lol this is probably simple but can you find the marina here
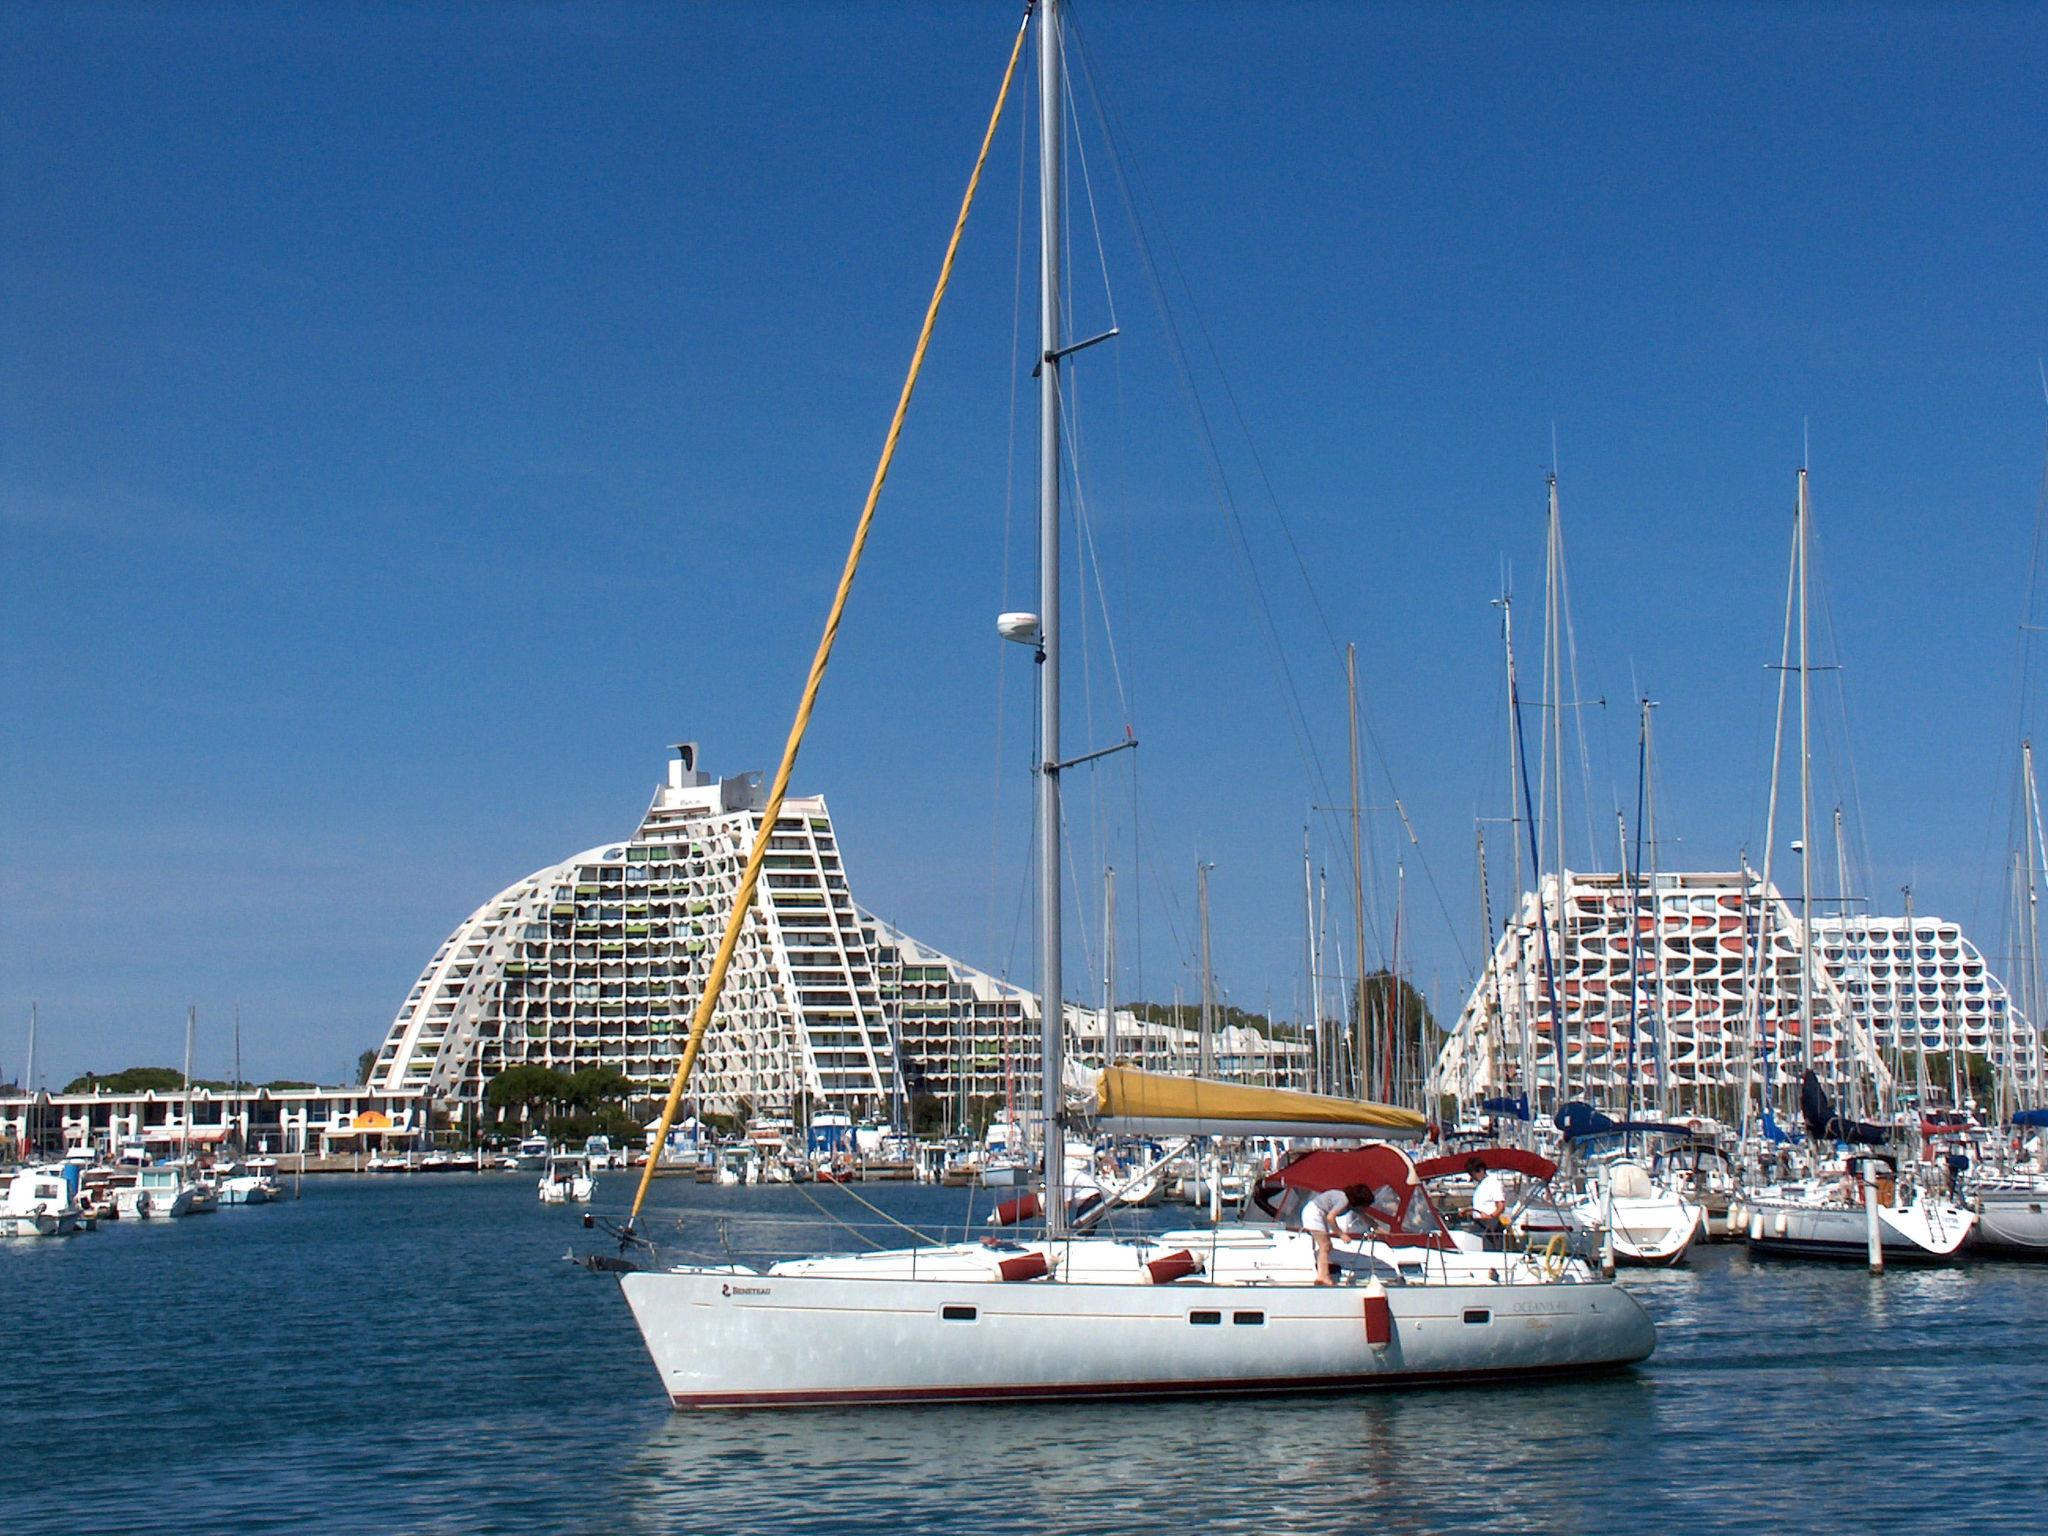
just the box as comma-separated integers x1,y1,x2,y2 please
4,1174,2046,1533
10,0,2048,1529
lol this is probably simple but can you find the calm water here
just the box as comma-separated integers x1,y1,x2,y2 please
6,1174,2043,1534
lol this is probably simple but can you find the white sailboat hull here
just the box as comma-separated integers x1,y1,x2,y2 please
1975,1183,2048,1254
1744,1189,1975,1261
1518,1193,1706,1267
620,1264,1654,1409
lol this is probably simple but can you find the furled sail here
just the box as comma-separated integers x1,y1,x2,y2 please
1089,1064,1426,1141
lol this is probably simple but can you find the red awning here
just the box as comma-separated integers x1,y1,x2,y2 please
1413,1146,1558,1184
1254,1145,1453,1249
1261,1144,1418,1196
141,1125,233,1143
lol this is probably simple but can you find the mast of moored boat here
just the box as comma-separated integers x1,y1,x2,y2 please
1198,861,1215,1079
2025,741,2047,1105
183,1004,196,1168
1036,0,1067,1237
1347,642,1366,1100
23,1002,37,1159
1103,865,1117,1064
1644,704,1669,1123
1797,467,1815,1094
1302,827,1318,1094
1744,486,1800,1137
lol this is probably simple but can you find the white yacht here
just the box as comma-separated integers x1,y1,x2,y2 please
212,1161,281,1206
1,1165,83,1237
116,1164,199,1220
621,1112,1654,1408
513,1134,552,1172
608,0,1655,1410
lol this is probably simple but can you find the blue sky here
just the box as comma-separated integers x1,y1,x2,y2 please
5,2,2046,1088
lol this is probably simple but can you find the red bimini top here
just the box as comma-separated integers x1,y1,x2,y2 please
1412,1146,1559,1184
1252,1145,1456,1249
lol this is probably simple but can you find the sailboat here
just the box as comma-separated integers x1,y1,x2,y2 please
1738,477,1972,1264
610,0,1654,1407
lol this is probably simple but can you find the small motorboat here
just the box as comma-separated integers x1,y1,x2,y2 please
115,1164,199,1220
538,1154,595,1204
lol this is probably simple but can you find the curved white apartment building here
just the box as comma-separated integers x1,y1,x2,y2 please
369,745,1304,1118
1435,870,2039,1110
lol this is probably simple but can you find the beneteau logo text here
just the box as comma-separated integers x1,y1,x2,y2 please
722,1282,771,1298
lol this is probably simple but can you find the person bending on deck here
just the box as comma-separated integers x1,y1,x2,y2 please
1302,1184,1373,1285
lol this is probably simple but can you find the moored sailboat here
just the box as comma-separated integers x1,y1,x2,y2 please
608,0,1655,1407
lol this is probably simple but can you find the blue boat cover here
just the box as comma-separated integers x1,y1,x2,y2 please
1553,1102,1619,1140
1481,1094,1531,1122
1761,1108,1795,1144
1800,1069,1890,1146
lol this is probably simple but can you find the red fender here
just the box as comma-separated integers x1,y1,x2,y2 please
998,1251,1051,1282
1144,1249,1204,1284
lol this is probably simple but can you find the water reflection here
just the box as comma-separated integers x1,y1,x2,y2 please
612,1365,1667,1536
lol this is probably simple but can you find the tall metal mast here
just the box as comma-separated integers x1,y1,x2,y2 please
1035,0,1067,1236
1497,595,1537,1116
1540,478,1571,1106
23,1002,36,1157
1198,862,1215,1079
1302,827,1318,1094
1347,642,1366,1099
1103,866,1117,1064
183,1004,196,1167
2026,741,2046,1104
1797,468,1814,1084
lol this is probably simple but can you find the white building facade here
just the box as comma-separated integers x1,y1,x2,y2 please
1435,869,2037,1112
370,746,1307,1120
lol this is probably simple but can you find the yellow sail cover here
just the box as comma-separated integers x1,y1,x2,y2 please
1092,1065,1427,1141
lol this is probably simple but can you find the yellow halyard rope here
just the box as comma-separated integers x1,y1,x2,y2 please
627,8,1034,1230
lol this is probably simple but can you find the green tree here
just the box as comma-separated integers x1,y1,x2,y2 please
564,1066,634,1110
485,1065,573,1131
357,1048,379,1085
908,1092,948,1136
1916,1052,1994,1105
63,1066,185,1094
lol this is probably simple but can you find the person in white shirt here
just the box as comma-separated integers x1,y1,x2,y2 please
1301,1184,1372,1285
1467,1157,1511,1227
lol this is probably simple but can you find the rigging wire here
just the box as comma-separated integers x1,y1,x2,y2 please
985,41,1034,990
626,9,1033,1231
1064,15,1378,965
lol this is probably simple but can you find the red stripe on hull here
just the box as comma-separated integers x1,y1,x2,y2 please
666,1360,1636,1411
